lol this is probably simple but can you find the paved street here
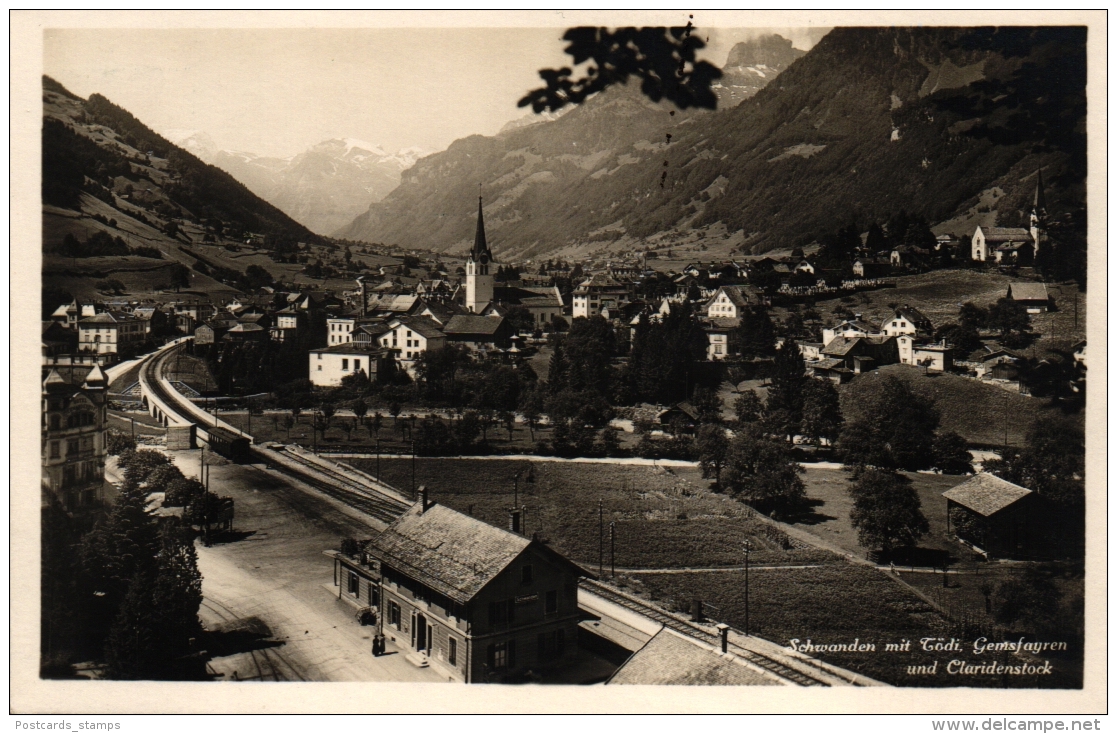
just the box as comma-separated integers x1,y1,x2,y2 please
167,450,446,683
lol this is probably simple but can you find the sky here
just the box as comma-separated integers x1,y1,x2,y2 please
43,25,830,159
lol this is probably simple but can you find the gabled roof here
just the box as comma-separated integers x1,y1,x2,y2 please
822,336,863,357
706,317,741,330
715,285,750,308
979,226,1031,242
393,316,445,340
609,628,776,686
442,314,504,336
78,310,140,325
894,305,930,325
943,473,1032,517
365,503,565,604
1007,282,1049,302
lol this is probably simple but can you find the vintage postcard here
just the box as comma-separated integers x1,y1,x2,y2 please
10,9,1106,716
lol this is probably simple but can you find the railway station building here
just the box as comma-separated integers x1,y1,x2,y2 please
346,495,592,682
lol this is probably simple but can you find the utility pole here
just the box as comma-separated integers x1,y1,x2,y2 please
744,540,752,636
598,500,604,578
376,438,380,481
1004,389,1009,449
610,521,616,578
411,440,416,497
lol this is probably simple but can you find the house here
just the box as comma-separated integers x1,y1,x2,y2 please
704,318,739,361
657,402,700,432
704,285,751,320
944,473,1033,558
820,335,899,375
77,311,147,361
308,344,392,387
1006,282,1051,313
377,316,446,372
971,226,1032,262
821,316,879,345
485,286,565,330
221,322,267,342
270,306,303,343
890,245,929,268
897,337,954,371
358,497,591,682
42,321,78,357
794,259,815,275
572,274,630,319
881,306,933,337
852,258,891,279
51,301,99,329
42,365,107,511
441,315,513,351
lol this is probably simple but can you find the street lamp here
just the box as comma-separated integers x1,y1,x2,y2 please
744,540,752,636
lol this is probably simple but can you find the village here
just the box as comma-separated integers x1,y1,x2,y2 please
41,169,1087,688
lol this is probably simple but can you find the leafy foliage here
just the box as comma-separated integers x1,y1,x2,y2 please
518,24,722,113
848,468,930,555
721,425,807,519
837,376,940,471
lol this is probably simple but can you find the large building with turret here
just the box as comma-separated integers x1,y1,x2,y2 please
42,364,108,511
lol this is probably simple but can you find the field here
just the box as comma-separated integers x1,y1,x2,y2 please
633,565,1080,688
840,364,1071,447
793,467,975,564
347,457,834,570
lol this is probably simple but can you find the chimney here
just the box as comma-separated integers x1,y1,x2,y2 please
418,485,429,513
690,598,704,622
716,623,730,654
357,277,367,318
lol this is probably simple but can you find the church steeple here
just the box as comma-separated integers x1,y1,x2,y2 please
465,194,494,313
472,196,491,262
1032,169,1047,217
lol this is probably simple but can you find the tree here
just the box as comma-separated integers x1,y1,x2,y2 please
721,425,807,519
320,403,336,430
117,449,171,485
735,305,778,359
985,416,1084,509
799,378,843,445
690,386,722,424
696,424,729,488
282,413,295,438
519,25,722,114
519,386,543,442
733,390,763,424
932,431,973,474
764,338,807,439
987,297,1031,346
837,376,939,471
352,398,369,431
992,567,1064,634
848,468,929,556
370,412,383,439
148,524,203,670
600,425,621,456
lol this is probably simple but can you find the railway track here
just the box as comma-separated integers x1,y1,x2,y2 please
581,579,834,687
270,449,411,524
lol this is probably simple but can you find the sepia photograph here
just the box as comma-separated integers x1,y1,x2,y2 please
11,9,1106,718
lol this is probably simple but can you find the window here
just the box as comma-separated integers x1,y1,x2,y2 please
407,330,412,338
389,601,401,629
348,571,359,596
369,585,379,607
49,414,60,430
49,442,60,459
545,590,558,615
67,439,79,456
354,360,361,372
489,640,514,669
521,565,533,585
488,599,514,626
317,365,322,371
448,637,457,666
342,359,349,371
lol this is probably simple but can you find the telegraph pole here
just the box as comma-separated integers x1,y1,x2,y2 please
744,540,752,636
376,438,381,481
598,500,604,578
610,521,616,578
411,440,416,497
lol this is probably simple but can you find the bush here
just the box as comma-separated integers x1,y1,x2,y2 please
106,429,136,456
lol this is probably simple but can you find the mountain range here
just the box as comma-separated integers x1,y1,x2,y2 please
163,131,434,236
334,28,1086,262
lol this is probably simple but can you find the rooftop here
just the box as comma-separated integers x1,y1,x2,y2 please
442,314,504,336
608,628,778,686
365,503,540,604
943,473,1033,517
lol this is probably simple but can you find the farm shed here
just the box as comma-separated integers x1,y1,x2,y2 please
943,473,1033,558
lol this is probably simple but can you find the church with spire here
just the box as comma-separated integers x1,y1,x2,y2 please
970,170,1049,263
465,196,494,313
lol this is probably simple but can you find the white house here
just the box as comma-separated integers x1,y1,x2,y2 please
377,316,446,373
880,306,932,337
77,311,147,359
705,285,750,320
308,345,388,387
572,274,630,319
